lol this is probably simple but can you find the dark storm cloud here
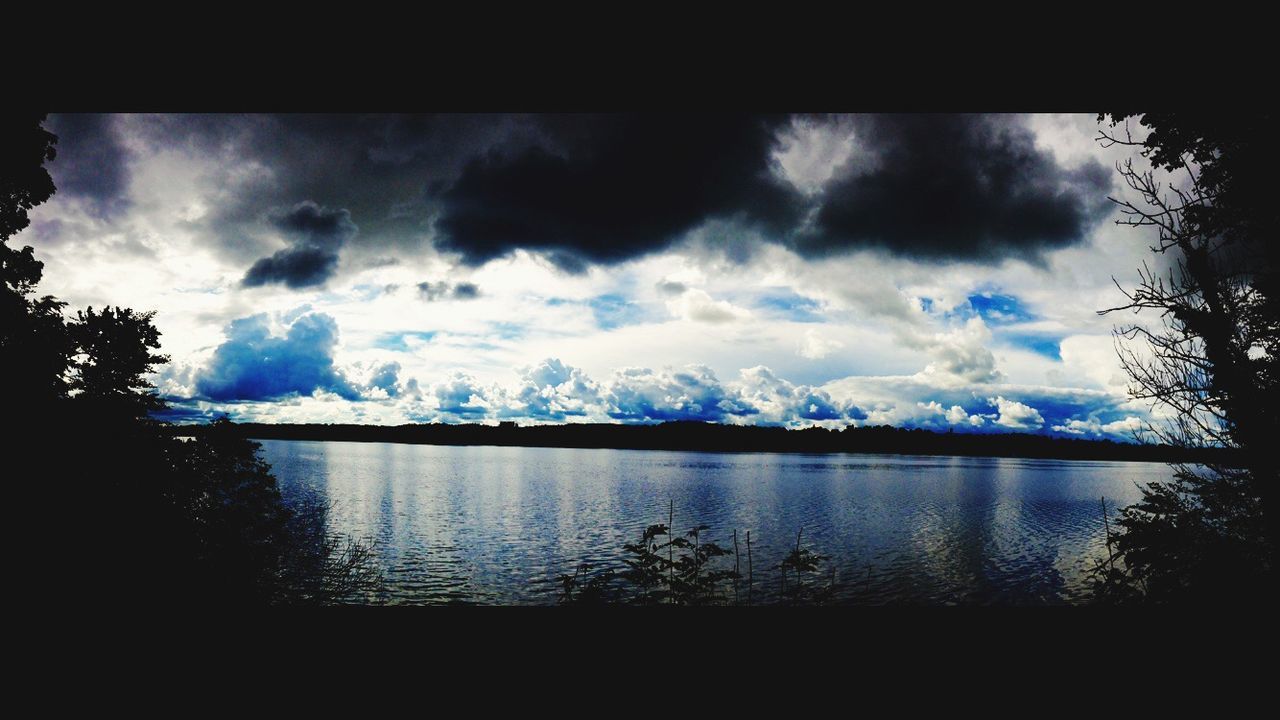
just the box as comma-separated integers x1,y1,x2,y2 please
195,311,360,401
79,113,1110,272
44,114,132,218
126,114,802,271
241,201,357,288
431,114,804,271
797,114,1112,262
130,113,532,265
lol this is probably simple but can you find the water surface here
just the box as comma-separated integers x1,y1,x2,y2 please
262,440,1171,605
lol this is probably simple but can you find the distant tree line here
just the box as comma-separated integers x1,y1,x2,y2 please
175,420,1233,464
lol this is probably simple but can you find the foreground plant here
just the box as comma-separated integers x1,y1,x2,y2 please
558,502,741,605
776,528,836,605
556,501,837,606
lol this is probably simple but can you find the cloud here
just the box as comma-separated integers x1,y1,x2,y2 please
798,328,844,359
988,396,1046,430
44,114,132,219
452,282,480,299
176,338,1147,438
734,365,864,424
655,279,688,296
772,114,860,195
194,311,360,401
242,246,339,289
43,114,1116,278
592,364,862,426
242,201,357,289
606,365,758,423
124,114,526,267
431,114,804,271
795,114,1112,263
428,372,491,419
417,280,481,301
366,361,403,398
909,316,1003,385
503,358,605,421
945,404,986,427
1052,415,1145,438
821,372,1143,439
666,288,748,323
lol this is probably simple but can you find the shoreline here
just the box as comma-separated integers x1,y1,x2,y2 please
173,420,1232,466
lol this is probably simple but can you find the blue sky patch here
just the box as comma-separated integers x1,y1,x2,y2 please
544,295,651,330
999,331,1063,361
755,290,825,323
966,292,1034,324
589,294,648,330
351,283,388,301
488,321,527,340
373,330,437,351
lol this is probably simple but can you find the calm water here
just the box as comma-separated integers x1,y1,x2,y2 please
261,439,1173,605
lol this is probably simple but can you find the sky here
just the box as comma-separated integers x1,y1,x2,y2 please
16,113,1171,439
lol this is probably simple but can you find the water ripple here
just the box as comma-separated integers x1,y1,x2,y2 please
262,442,1172,605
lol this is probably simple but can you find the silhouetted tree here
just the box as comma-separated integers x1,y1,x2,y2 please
0,113,56,240
68,306,170,421
163,418,382,604
3,114,381,606
2,113,71,417
1092,113,1275,602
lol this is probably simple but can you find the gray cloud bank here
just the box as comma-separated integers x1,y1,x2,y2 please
41,113,1113,281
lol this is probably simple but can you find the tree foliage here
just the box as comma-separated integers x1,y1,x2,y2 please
2,115,72,414
3,114,381,605
0,112,56,241
1092,113,1275,603
69,306,170,418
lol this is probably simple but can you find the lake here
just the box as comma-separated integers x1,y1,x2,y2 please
260,439,1172,605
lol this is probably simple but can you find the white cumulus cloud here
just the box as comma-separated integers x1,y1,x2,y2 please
989,396,1045,430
